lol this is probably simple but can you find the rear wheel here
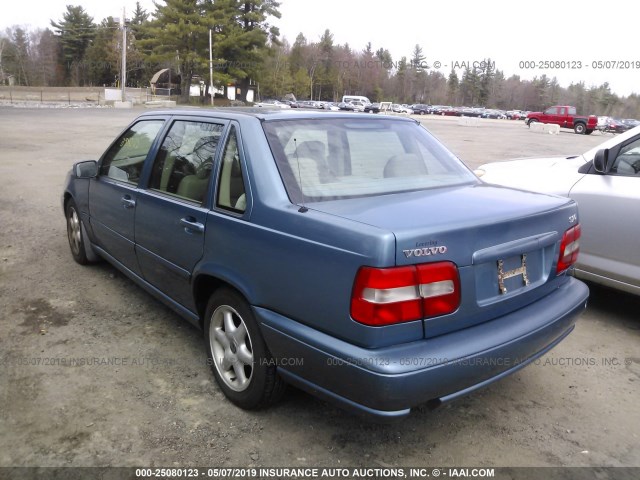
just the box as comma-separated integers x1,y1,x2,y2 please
204,288,285,409
574,123,586,134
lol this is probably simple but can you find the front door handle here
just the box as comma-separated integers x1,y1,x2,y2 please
180,217,205,234
121,196,136,209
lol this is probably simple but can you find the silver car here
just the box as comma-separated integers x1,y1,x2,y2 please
476,125,640,296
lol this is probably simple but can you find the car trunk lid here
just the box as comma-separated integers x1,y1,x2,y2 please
310,183,579,336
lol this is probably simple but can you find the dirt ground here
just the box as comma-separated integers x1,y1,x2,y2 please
0,107,639,472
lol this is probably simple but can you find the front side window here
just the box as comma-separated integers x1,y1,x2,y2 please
611,137,640,176
544,107,559,115
99,120,164,184
263,118,477,202
148,120,224,203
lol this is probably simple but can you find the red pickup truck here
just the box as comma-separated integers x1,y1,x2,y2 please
525,106,598,134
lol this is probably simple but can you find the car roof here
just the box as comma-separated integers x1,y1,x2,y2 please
137,108,418,123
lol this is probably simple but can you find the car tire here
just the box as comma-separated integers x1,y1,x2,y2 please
527,119,537,128
66,199,91,265
585,129,594,135
574,123,586,134
204,288,286,409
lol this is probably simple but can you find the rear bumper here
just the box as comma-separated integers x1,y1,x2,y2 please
257,278,589,420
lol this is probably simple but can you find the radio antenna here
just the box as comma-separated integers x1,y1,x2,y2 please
293,138,308,213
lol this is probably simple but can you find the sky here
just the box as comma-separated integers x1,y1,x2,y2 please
3,0,638,97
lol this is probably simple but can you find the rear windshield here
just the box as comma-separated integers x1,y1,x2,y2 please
262,118,477,202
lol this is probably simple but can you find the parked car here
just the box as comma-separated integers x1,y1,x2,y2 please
526,105,597,135
602,117,631,134
297,100,318,109
342,95,371,105
476,125,640,296
481,109,507,119
323,102,340,111
63,110,587,419
441,106,462,116
346,100,366,112
622,118,640,129
459,107,484,117
506,110,527,120
364,103,381,113
254,99,291,109
391,104,412,114
410,104,430,115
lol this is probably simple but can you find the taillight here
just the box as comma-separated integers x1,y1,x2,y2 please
351,262,460,326
557,224,581,274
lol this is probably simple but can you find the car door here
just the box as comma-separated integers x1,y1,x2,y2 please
541,106,560,125
89,119,165,276
557,107,569,128
569,135,640,291
134,118,227,310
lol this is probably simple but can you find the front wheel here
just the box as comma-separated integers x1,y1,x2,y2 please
204,288,285,409
527,119,538,128
66,199,90,265
574,123,586,134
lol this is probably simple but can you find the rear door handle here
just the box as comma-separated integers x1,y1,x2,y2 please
180,217,205,234
121,196,136,209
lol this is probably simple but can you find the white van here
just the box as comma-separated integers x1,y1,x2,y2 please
342,95,371,105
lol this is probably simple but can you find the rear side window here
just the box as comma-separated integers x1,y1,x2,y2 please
263,118,477,202
100,120,164,184
216,126,247,213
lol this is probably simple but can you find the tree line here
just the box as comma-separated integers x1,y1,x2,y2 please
1,0,639,117
0,0,280,103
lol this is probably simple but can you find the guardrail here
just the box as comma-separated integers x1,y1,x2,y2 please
0,86,151,106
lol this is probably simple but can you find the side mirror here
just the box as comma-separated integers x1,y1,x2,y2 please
593,149,608,173
74,160,98,178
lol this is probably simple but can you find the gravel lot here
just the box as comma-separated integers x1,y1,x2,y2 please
0,107,639,472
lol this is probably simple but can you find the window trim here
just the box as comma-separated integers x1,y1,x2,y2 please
214,122,250,216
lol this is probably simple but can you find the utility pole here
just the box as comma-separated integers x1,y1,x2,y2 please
120,7,127,102
209,29,214,106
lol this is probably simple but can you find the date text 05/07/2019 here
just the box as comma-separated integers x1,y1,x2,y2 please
518,60,640,69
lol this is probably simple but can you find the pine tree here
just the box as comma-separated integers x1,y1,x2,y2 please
447,69,458,104
478,58,494,106
215,0,282,102
50,5,96,85
411,44,426,71
3,28,32,86
84,17,119,86
139,0,209,99
288,33,307,76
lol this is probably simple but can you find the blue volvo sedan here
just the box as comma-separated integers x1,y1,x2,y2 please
63,110,588,419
